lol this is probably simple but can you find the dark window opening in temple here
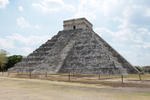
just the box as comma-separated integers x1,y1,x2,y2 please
73,26,76,30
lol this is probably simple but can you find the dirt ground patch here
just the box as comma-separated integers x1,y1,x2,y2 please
0,77,150,100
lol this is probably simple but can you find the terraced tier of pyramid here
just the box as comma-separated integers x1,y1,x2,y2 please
9,18,138,75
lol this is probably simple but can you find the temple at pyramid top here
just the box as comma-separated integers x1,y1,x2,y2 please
63,18,93,30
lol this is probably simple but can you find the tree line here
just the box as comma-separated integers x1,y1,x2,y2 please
0,49,22,72
135,66,150,74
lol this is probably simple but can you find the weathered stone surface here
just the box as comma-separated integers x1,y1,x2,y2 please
8,18,139,75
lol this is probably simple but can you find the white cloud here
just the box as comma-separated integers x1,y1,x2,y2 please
73,0,98,20
17,17,31,28
144,8,150,17
18,6,23,12
95,27,114,36
32,0,75,13
73,0,127,20
94,2,150,66
6,33,49,46
0,0,9,8
18,47,33,55
16,17,41,30
102,4,150,43
32,0,127,20
0,33,50,56
0,37,15,49
34,24,40,30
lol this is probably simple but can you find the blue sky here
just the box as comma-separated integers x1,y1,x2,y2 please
0,0,150,66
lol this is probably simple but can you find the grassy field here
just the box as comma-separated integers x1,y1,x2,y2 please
0,75,150,100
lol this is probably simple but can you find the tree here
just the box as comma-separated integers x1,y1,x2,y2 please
5,55,22,70
0,49,8,71
134,66,142,72
142,66,150,74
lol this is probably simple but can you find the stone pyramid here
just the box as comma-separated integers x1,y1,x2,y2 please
9,18,138,75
